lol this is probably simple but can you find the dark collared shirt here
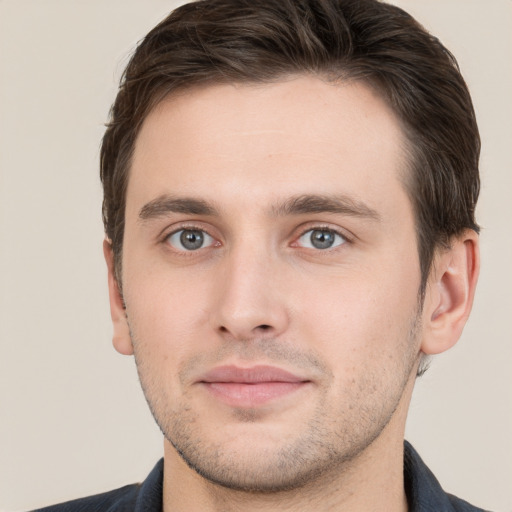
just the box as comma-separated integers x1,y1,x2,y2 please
32,442,490,511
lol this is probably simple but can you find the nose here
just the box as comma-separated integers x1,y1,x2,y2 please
211,244,290,342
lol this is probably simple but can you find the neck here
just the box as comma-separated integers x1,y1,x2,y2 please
162,377,415,512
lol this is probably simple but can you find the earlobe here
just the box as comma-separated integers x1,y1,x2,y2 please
421,230,480,355
103,239,134,356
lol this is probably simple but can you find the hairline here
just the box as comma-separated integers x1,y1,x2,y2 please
112,71,438,294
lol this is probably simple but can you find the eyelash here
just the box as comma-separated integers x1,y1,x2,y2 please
294,225,350,249
162,224,218,254
161,224,351,254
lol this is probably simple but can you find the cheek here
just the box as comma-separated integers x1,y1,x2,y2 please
291,262,421,372
123,265,214,362
123,273,212,409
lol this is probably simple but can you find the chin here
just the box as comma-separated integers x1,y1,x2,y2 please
162,408,384,494
169,437,340,493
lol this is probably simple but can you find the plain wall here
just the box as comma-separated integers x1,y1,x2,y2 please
0,1,510,510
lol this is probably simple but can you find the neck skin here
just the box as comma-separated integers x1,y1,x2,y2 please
162,373,415,512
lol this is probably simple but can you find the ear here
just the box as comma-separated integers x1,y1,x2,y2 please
421,230,480,355
103,239,133,356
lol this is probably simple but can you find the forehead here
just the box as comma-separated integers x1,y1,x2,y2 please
128,76,410,219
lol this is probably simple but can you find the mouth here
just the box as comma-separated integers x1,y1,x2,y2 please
198,365,312,408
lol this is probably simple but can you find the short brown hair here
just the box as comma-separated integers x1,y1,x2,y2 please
100,0,480,291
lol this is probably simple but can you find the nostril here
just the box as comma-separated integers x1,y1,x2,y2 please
217,323,274,339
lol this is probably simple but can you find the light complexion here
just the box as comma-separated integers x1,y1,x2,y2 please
105,76,479,512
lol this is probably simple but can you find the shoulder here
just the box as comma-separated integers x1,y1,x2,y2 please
404,442,491,512
447,493,492,512
31,459,164,512
31,484,141,512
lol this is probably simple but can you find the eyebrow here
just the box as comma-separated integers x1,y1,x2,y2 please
271,194,381,221
139,195,217,221
138,193,380,222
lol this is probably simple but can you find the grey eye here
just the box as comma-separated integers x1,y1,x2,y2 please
298,229,345,250
167,229,214,251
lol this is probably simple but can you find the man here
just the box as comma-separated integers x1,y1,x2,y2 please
35,0,487,510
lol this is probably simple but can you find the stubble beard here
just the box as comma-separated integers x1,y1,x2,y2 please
129,312,422,494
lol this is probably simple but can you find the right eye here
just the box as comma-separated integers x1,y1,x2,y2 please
166,229,215,251
296,228,346,250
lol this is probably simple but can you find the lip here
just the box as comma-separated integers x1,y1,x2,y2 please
198,365,311,408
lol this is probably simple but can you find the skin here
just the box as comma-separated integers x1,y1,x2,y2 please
105,76,479,511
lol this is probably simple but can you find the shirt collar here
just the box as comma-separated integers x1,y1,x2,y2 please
134,442,460,511
404,440,458,511
134,458,164,512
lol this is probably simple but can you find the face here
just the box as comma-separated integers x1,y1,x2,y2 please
116,77,424,491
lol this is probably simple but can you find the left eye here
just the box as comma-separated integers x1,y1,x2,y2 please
297,229,346,250
166,229,215,251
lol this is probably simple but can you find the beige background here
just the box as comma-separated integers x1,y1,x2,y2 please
0,1,511,510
